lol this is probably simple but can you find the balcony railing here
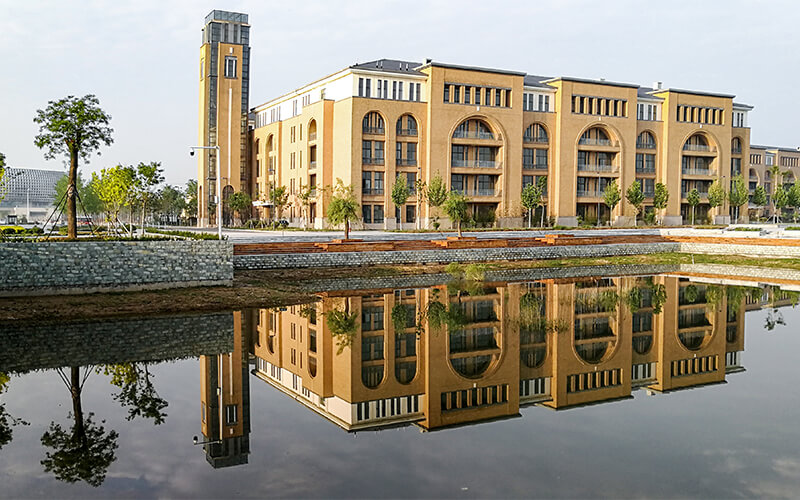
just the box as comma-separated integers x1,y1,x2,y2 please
578,138,617,147
682,167,715,176
362,188,384,196
681,192,709,200
309,161,317,170
682,144,716,153
362,157,385,166
636,141,657,149
397,158,418,167
578,163,618,173
308,132,317,141
523,136,548,144
397,128,418,137
636,166,656,174
452,159,498,168
453,188,497,197
577,189,601,198
643,190,655,198
731,147,742,154
523,162,548,170
453,130,495,140
363,126,385,135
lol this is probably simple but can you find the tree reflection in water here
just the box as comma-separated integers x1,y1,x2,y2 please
100,363,168,425
0,372,29,451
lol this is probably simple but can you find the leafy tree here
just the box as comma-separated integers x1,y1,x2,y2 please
708,179,726,212
327,180,360,240
650,283,667,315
773,185,788,223
54,173,102,216
101,364,168,424
442,191,470,238
0,152,7,204
297,184,317,229
154,185,185,224
226,191,252,225
751,185,768,217
185,179,198,218
0,373,29,452
426,175,448,228
603,180,621,225
92,165,135,233
728,175,749,224
653,182,669,225
625,181,645,226
40,366,118,487
787,184,800,222
271,185,289,221
391,175,411,230
33,95,113,239
686,188,701,225
769,165,783,223
326,300,358,354
133,162,164,229
413,179,427,230
521,180,544,228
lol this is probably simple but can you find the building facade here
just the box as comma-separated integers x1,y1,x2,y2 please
0,167,62,223
747,145,800,220
198,11,756,228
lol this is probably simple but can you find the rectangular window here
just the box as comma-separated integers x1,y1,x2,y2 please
476,87,482,105
393,81,398,100
464,86,471,105
406,204,416,223
443,84,450,103
374,172,384,193
362,205,372,223
451,174,465,192
398,82,403,100
358,77,364,97
362,171,372,193
373,205,384,223
416,83,421,101
377,79,383,98
453,85,460,103
225,404,238,424
365,78,371,97
374,141,384,161
362,140,371,161
495,89,501,106
409,83,415,101
224,56,237,78
484,87,491,106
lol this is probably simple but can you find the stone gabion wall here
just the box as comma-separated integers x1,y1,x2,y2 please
0,240,233,296
679,263,800,284
679,242,800,259
233,242,682,270
0,312,234,373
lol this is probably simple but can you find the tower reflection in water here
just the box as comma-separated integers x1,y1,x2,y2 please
198,274,784,466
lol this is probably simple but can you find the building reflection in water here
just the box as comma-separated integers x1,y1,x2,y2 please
199,273,779,467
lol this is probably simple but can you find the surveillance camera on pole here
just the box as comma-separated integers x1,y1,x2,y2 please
189,145,223,240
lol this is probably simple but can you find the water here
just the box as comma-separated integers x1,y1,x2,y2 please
2,271,800,498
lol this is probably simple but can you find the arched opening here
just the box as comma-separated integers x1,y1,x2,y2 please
576,125,621,225
308,356,317,377
681,133,718,224
362,111,385,135
636,131,656,149
308,119,317,141
731,137,742,154
396,114,418,137
632,335,653,355
524,123,548,144
453,118,494,140
573,279,618,364
395,361,416,384
450,117,502,226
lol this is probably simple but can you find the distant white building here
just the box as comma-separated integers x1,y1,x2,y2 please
0,167,63,223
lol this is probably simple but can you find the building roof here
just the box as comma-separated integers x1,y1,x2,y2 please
350,59,426,76
544,76,640,89
523,75,555,89
751,144,800,153
637,86,665,101
420,60,527,77
652,87,736,99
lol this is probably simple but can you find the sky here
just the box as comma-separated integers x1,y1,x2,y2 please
1,0,798,187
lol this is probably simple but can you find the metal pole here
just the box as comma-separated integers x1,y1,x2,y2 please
216,146,222,240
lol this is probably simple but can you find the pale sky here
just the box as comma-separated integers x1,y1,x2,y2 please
1,0,798,187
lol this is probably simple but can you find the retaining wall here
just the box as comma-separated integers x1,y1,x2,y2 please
0,240,233,296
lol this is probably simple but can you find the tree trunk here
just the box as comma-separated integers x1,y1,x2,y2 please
692,207,695,225
540,205,545,228
457,220,462,238
344,220,350,240
67,149,78,239
70,367,86,447
528,209,531,228
398,206,402,231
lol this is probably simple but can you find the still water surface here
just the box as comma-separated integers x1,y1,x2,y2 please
2,272,800,498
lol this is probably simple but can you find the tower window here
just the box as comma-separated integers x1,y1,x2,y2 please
224,56,237,78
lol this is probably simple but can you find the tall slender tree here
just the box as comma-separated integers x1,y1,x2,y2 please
391,175,410,230
426,175,448,228
133,162,164,231
728,175,749,224
34,95,113,239
603,180,621,226
708,179,727,223
327,180,360,239
686,188,701,225
652,182,669,225
625,181,645,227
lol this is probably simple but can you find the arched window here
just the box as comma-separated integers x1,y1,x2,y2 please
396,115,418,137
731,137,742,154
395,361,416,384
308,119,317,141
266,134,274,154
683,133,711,152
636,131,656,149
576,342,610,363
362,112,385,134
453,118,494,140
632,335,652,355
362,365,384,388
579,126,611,146
524,123,548,144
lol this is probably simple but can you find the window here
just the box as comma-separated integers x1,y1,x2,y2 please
454,85,460,103
392,81,397,100
406,204,416,223
225,404,238,424
443,84,450,103
415,83,421,101
398,82,403,100
365,78,371,97
464,86,471,105
766,154,775,166
358,77,364,97
495,89,501,107
374,205,384,223
363,205,372,223
224,56,237,78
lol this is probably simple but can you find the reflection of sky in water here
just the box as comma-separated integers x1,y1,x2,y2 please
1,306,800,498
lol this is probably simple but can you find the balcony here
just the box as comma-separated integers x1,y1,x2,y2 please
579,138,618,147
397,158,418,167
362,157,385,166
578,163,619,173
643,190,655,198
452,159,498,168
636,141,656,150
453,188,498,197
577,189,601,198
309,161,317,170
362,188,384,196
453,130,495,140
682,144,717,153
523,162,548,171
682,167,715,176
523,136,548,144
681,192,709,200
363,126,385,135
309,132,317,141
636,166,656,174
397,128,418,137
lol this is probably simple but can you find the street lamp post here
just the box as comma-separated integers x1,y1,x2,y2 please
190,145,223,240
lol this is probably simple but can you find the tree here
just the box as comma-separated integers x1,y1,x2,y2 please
54,173,102,216
773,185,788,223
603,180,621,225
443,191,470,237
521,181,544,228
34,95,113,239
653,182,669,225
769,165,783,223
154,185,185,224
391,175,410,230
271,185,289,222
686,188,701,225
92,165,135,233
0,373,29,452
101,363,168,424
226,191,252,225
728,175,749,224
787,184,800,222
752,185,768,219
297,184,317,229
0,152,7,204
708,179,727,223
133,162,164,230
413,179,427,230
625,181,645,227
427,175,448,228
185,179,198,219
40,366,118,487
327,180,360,240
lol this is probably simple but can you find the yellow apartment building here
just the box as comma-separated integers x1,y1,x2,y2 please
747,145,800,220
198,11,756,228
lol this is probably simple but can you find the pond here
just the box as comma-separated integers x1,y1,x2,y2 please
2,270,800,498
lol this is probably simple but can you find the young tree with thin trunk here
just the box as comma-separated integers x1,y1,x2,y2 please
327,180,360,240
728,175,749,224
521,181,543,228
708,179,726,223
603,180,621,225
226,191,252,225
652,182,669,225
787,184,800,222
443,191,470,237
686,188,701,225
751,185,768,220
391,175,410,230
426,174,448,228
625,181,645,227
773,184,788,223
133,162,164,231
414,179,426,230
34,95,113,239
271,185,289,222
92,165,135,234
769,165,784,223
185,179,198,220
